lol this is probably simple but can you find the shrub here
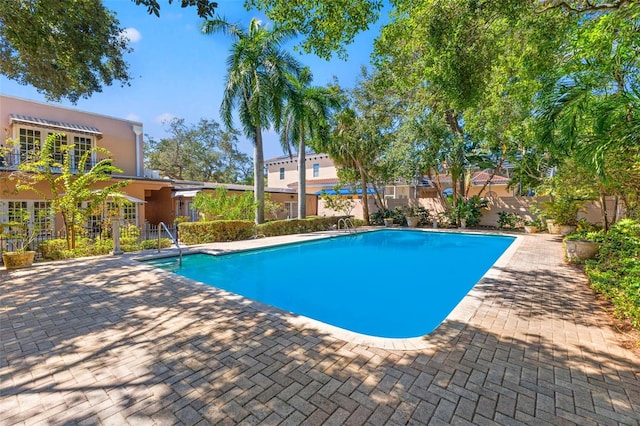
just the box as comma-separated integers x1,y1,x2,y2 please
192,188,256,220
369,208,407,226
257,216,343,237
585,219,640,330
38,237,112,260
497,211,522,229
449,196,488,227
140,238,172,250
179,220,255,244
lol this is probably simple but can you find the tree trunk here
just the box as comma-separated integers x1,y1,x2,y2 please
600,191,609,232
254,128,265,224
358,165,370,225
297,131,306,219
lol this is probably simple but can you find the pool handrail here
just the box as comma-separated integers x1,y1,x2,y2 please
337,218,357,233
158,221,182,265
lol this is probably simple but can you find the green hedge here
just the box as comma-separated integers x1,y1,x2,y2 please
178,220,255,245
257,216,344,237
38,237,173,260
177,216,347,243
585,219,640,330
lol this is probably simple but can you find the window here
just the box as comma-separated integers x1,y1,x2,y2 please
73,136,93,171
33,201,53,237
279,167,285,180
187,201,199,222
7,201,28,225
49,133,67,165
19,128,41,162
313,163,319,177
284,201,297,219
4,201,53,238
14,127,93,172
122,203,137,225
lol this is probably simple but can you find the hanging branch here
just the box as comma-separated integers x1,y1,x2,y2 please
537,0,633,14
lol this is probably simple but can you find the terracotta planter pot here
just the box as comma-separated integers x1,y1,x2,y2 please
524,225,539,234
565,240,600,260
383,218,394,227
406,216,419,228
546,220,561,234
2,251,36,269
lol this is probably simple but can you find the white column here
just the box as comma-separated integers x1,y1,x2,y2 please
132,125,143,177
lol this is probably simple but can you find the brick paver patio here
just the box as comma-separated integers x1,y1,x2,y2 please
1,233,639,425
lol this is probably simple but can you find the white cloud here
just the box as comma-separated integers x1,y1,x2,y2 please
126,113,142,122
121,27,142,43
155,113,176,125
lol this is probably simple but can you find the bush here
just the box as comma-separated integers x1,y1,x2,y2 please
179,220,255,244
140,238,173,250
497,211,522,229
369,208,407,226
192,188,256,220
449,196,488,227
257,216,343,237
38,237,112,260
585,219,640,330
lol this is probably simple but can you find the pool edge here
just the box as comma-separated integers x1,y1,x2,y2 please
132,229,523,352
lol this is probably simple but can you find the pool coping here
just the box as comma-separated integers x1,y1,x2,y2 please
131,228,523,351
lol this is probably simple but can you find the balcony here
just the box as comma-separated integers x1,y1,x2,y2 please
0,152,98,173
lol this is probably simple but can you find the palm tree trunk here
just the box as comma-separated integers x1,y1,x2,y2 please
298,131,306,219
357,163,371,225
254,127,265,224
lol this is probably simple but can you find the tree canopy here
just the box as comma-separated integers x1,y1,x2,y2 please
246,0,382,59
0,0,219,103
145,117,252,183
0,0,131,103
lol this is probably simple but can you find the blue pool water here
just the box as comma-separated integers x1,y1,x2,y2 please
144,230,514,338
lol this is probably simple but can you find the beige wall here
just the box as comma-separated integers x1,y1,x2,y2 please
266,154,337,189
1,95,144,177
320,193,615,228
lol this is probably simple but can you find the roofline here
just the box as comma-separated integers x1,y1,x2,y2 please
265,153,329,165
0,93,144,127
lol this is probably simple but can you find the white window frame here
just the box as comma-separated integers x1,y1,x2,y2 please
1,200,54,237
13,125,95,172
284,201,297,219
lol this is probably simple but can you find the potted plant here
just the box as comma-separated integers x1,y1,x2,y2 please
381,209,394,227
564,230,604,260
450,196,488,229
1,210,39,269
523,205,544,233
543,198,583,235
403,205,427,228
523,220,540,233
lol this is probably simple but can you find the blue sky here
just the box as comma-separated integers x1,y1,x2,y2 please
0,0,388,160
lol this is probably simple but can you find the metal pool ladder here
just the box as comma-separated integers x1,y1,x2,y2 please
337,218,357,234
158,221,182,266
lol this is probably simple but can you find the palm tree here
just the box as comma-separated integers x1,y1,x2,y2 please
202,18,301,223
280,68,340,218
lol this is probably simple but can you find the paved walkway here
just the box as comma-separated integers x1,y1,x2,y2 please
1,233,639,425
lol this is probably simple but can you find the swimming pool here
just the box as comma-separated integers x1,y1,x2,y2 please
144,230,515,339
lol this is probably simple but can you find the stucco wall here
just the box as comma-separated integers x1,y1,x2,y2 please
266,154,337,189
1,95,143,177
320,194,616,228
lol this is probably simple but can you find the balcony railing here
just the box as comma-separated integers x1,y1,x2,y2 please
0,152,97,173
